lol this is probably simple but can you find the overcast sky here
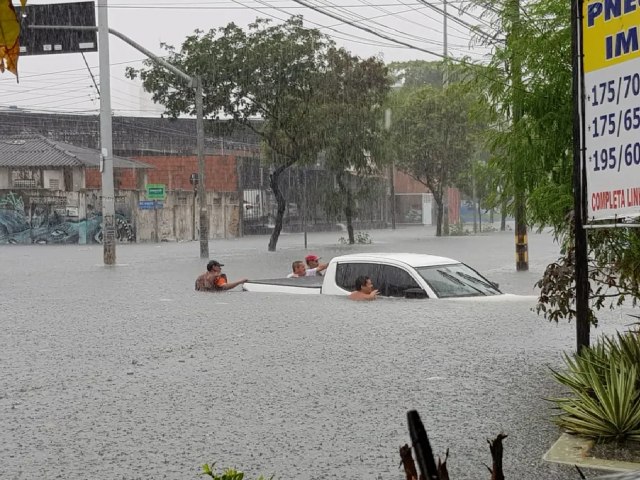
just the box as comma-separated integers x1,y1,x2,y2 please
0,0,494,117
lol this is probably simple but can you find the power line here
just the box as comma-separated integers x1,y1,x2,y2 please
231,0,411,48
288,0,452,60
415,0,501,44
316,0,472,47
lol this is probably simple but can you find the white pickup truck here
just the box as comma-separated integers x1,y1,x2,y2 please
242,253,503,299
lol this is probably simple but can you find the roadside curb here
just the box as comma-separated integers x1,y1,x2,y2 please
543,434,640,473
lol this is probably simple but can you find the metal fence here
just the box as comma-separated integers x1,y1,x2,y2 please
238,158,389,235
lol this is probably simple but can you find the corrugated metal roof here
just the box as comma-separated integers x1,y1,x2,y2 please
0,136,153,169
52,139,153,169
0,138,83,167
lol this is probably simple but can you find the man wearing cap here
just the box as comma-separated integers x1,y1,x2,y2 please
287,257,329,278
305,254,324,276
195,260,248,292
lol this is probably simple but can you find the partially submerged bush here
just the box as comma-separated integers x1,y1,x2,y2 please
550,329,640,441
201,463,273,480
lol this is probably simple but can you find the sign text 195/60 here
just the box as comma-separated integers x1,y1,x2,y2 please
592,143,640,172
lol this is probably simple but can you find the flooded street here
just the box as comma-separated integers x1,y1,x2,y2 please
0,227,632,479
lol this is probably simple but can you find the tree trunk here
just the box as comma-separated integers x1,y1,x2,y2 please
268,164,292,252
337,172,355,244
443,187,450,236
500,199,507,231
434,194,443,237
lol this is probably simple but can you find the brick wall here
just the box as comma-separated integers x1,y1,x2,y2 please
134,155,238,192
394,170,429,194
86,155,239,192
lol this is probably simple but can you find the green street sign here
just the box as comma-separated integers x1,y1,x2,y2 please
146,184,166,199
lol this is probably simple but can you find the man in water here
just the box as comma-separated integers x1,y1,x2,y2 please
287,259,328,278
305,254,324,276
195,260,248,292
348,275,379,301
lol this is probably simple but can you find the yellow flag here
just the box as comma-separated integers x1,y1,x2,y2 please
0,0,27,78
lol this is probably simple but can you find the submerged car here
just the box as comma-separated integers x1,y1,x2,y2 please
243,253,503,299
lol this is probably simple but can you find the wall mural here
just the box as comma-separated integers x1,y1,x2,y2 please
0,191,135,245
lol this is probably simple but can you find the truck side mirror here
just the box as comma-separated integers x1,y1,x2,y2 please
404,288,428,299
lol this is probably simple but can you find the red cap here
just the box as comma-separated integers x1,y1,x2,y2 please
305,254,320,262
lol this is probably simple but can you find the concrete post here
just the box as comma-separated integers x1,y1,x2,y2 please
97,0,116,264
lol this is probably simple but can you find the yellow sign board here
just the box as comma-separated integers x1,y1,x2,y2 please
582,0,640,220
583,0,640,72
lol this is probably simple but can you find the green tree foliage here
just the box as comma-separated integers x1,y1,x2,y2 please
127,17,333,251
127,17,392,251
320,48,391,244
387,60,443,88
466,0,574,230
465,0,640,321
389,83,477,236
536,226,640,325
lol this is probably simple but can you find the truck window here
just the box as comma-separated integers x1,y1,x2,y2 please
335,262,376,291
335,262,421,297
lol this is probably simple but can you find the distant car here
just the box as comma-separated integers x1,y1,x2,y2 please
243,252,504,299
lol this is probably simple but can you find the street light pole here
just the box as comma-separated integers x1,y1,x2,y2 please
28,23,210,260
97,0,116,265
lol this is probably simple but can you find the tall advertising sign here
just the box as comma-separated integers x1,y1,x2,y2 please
583,0,640,220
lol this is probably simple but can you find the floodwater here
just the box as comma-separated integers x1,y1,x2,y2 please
0,226,633,479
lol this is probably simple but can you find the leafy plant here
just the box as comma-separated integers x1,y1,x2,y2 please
201,463,273,480
549,329,640,441
448,223,470,236
535,217,640,326
338,231,371,245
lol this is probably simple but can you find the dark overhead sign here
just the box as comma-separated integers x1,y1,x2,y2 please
17,1,97,56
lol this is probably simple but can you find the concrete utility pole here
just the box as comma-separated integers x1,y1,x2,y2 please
509,0,529,271
97,0,116,265
442,0,450,236
194,76,209,258
30,18,210,261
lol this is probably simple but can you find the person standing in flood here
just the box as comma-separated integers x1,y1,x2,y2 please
195,260,248,292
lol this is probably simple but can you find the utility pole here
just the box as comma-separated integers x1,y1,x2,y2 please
572,0,589,351
97,0,116,265
442,0,450,236
385,108,396,230
509,0,529,271
195,76,209,258
29,22,210,261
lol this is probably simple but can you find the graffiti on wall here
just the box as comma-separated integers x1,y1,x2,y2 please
0,191,135,245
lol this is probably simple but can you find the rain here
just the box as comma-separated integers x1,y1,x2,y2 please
1,1,640,479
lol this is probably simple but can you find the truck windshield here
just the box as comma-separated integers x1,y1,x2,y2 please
415,263,501,298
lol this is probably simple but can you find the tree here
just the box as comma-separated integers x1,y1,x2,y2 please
127,17,333,251
387,60,444,88
465,0,640,325
465,0,573,233
389,84,476,236
320,48,391,244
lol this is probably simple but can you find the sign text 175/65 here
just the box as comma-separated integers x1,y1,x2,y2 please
591,106,640,137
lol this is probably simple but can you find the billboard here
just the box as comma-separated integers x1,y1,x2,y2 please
17,1,97,56
582,0,640,220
